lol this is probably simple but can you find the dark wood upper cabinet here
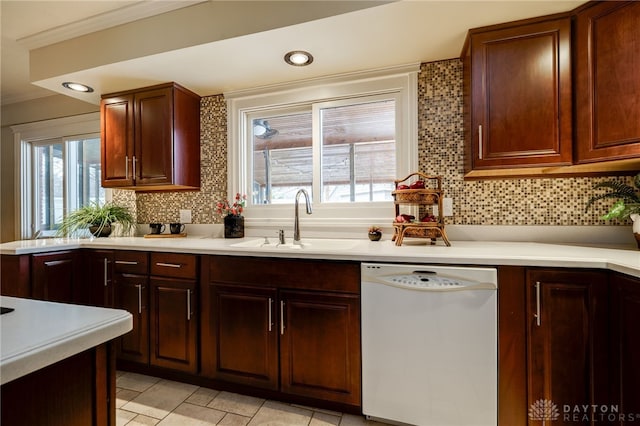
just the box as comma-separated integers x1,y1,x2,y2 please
575,1,640,164
101,82,200,191
463,15,573,173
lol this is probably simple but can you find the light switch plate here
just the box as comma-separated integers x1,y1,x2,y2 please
443,197,453,217
179,209,192,223
434,198,454,217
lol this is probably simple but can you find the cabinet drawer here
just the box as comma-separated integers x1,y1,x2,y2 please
114,251,148,274
209,256,359,293
151,253,197,279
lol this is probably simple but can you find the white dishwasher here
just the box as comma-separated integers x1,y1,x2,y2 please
361,263,498,426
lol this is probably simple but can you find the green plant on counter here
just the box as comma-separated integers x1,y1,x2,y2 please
585,172,640,220
56,202,135,238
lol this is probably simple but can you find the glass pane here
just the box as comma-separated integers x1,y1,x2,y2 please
320,100,396,202
252,112,312,205
67,137,104,212
34,143,64,231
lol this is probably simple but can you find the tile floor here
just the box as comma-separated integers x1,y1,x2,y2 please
116,371,391,426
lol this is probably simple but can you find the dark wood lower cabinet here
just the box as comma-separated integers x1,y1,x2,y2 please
1,342,116,426
115,273,149,364
202,284,278,389
31,251,79,303
610,273,640,425
526,268,608,426
150,277,198,373
201,255,361,410
85,249,115,307
280,290,361,406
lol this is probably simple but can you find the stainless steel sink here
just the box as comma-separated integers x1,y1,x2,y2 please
230,238,360,251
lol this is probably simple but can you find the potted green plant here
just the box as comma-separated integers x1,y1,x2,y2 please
585,172,640,248
57,202,135,238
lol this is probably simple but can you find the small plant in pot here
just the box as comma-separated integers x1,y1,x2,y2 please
57,202,135,238
368,225,382,241
585,172,640,248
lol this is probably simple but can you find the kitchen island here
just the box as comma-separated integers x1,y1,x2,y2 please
0,296,132,426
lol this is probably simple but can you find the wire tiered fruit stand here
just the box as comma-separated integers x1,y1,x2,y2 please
391,172,451,246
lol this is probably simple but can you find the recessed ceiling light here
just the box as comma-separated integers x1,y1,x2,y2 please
62,82,94,93
284,51,313,67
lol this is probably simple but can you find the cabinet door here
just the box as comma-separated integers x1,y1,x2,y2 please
149,277,197,373
85,250,114,307
575,1,640,163
526,269,608,423
610,273,640,422
280,290,361,406
466,17,572,171
201,283,278,390
31,251,79,303
134,87,173,186
101,94,134,187
1,255,31,297
114,273,149,364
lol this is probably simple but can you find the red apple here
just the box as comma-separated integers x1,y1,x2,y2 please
397,184,410,190
395,215,406,223
409,180,425,189
421,214,436,222
401,214,415,222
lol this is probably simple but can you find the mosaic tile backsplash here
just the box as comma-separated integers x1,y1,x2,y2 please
118,60,634,227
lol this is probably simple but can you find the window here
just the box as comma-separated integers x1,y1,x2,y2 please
32,136,104,235
12,113,104,239
227,65,419,232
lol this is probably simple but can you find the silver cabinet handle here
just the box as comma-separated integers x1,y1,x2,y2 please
115,260,138,265
103,258,108,287
268,298,273,332
132,156,137,180
135,284,142,314
187,289,192,321
44,260,66,267
534,281,541,327
478,124,483,160
280,300,285,335
156,262,181,268
125,155,129,180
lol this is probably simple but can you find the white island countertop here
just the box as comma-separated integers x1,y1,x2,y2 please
1,236,639,278
0,296,132,385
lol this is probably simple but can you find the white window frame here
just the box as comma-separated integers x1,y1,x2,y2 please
225,64,419,235
12,112,106,239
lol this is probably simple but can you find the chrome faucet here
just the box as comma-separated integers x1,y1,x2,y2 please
294,189,312,244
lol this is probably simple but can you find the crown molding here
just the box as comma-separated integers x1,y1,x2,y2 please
17,1,206,50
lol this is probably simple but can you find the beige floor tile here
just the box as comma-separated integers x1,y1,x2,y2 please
122,379,199,419
117,372,161,393
310,412,341,426
185,387,220,407
339,414,390,425
116,408,137,426
218,413,251,426
248,400,313,425
207,391,265,417
116,388,142,408
290,404,341,417
128,414,160,425
156,402,226,425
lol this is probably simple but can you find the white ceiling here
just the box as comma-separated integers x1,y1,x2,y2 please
1,0,587,107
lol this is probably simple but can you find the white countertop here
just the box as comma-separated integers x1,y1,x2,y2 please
1,235,638,278
0,296,132,385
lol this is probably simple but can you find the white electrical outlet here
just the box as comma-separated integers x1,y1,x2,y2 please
179,209,192,223
434,198,454,217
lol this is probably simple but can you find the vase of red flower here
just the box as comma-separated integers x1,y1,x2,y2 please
216,193,247,238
